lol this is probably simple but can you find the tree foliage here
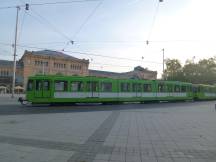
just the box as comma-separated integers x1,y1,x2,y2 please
163,57,216,84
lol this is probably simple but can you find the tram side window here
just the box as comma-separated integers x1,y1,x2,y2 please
132,83,142,92
174,85,180,92
27,80,34,91
132,83,137,92
43,80,50,91
209,88,212,92
198,87,201,92
137,83,142,92
121,83,130,92
192,86,198,93
181,86,186,92
101,82,112,92
188,86,192,92
167,85,173,92
205,87,208,92
158,84,166,92
71,82,83,92
55,81,67,91
36,80,42,91
143,84,152,92
203,87,206,93
87,82,98,92
205,87,207,92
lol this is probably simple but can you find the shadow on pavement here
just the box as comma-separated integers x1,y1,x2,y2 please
0,100,214,116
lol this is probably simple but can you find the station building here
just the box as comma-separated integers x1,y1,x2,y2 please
89,66,157,80
21,50,89,88
0,50,89,91
0,60,23,93
0,50,157,92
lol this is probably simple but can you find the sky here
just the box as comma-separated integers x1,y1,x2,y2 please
1,0,216,78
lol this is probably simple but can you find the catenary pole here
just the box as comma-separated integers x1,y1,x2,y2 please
162,48,165,79
12,6,20,98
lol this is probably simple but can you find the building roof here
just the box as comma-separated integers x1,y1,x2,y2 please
89,69,121,75
89,66,157,80
22,50,89,63
133,66,157,74
0,60,13,66
89,66,157,76
33,50,77,59
0,60,22,68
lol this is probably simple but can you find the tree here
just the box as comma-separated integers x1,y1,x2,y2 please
197,58,216,84
163,59,183,81
163,57,216,85
182,61,199,83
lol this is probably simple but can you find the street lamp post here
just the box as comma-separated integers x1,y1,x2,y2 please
141,56,144,68
162,48,165,79
11,4,29,98
11,6,20,98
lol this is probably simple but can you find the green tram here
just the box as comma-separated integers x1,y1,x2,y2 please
192,84,216,100
22,75,216,104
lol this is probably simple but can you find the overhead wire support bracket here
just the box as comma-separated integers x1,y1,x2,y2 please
0,0,101,10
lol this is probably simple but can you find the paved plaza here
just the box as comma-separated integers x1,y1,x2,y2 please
0,97,216,162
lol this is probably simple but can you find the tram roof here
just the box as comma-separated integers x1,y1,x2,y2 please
28,74,192,85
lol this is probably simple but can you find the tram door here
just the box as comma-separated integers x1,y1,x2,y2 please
35,80,43,98
42,80,51,98
35,80,51,98
87,81,99,97
137,83,142,97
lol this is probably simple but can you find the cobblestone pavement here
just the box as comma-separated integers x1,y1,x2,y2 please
0,98,216,162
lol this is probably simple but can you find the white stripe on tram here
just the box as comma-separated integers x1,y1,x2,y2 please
204,93,216,97
54,92,188,99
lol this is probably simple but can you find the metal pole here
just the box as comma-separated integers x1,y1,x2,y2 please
12,6,20,98
162,48,165,79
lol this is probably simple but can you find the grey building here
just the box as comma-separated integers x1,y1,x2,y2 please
89,66,157,80
0,60,23,92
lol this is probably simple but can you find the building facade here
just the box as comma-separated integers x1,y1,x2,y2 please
89,66,157,80
0,60,23,93
0,50,89,90
21,50,89,88
0,50,157,92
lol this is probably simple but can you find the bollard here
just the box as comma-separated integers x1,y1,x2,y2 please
215,104,216,111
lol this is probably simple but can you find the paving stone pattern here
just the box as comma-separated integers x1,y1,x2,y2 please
67,111,120,162
0,101,216,162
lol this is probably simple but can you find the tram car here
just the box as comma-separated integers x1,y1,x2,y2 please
21,75,216,104
192,84,216,100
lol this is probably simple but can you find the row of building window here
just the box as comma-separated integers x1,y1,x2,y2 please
0,71,9,76
35,61,48,66
70,64,82,70
54,63,66,69
34,60,82,71
54,63,82,70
